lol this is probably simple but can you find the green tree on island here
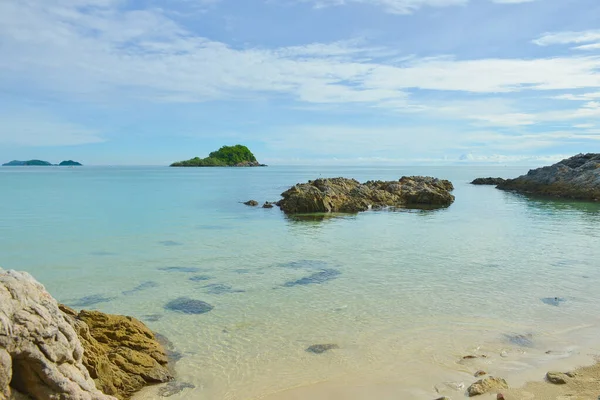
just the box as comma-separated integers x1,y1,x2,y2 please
171,145,262,167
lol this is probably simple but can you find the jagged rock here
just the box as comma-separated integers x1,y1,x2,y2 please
497,153,600,201
471,177,506,185
244,200,259,206
60,306,172,399
467,377,509,397
262,202,275,208
278,176,454,214
0,268,116,400
546,371,569,384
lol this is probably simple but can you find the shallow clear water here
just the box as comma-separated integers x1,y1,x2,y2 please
1,166,600,399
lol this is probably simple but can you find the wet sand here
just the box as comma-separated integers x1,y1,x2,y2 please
259,342,600,400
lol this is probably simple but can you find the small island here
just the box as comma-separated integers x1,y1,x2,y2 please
59,160,83,166
2,160,53,166
2,160,83,166
170,145,266,167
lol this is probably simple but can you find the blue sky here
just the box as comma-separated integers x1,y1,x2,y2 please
1,0,600,165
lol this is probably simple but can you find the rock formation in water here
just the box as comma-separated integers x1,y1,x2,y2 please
0,269,116,400
470,177,506,185
0,268,172,400
497,153,600,201
277,176,455,214
60,307,173,399
170,144,266,167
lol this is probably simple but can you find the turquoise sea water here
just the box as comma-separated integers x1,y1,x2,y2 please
2,166,600,399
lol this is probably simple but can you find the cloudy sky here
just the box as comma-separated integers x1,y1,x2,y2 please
1,0,599,165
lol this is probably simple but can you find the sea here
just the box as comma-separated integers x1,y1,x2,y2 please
1,165,600,400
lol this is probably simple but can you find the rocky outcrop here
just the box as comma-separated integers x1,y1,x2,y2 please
0,268,172,400
278,176,454,214
60,306,172,399
471,177,506,185
243,200,259,206
467,377,508,397
0,268,116,400
497,153,600,201
235,161,267,167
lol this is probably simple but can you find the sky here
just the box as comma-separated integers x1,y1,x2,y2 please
1,0,600,165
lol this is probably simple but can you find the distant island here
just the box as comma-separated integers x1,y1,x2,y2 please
170,145,266,167
59,160,83,166
2,160,83,166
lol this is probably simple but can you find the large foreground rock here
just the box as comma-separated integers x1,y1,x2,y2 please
0,268,172,400
0,269,116,400
278,176,454,214
60,307,173,399
497,153,600,201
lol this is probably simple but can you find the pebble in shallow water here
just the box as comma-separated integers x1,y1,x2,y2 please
164,297,214,314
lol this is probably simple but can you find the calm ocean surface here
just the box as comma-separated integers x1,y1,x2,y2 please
2,165,600,399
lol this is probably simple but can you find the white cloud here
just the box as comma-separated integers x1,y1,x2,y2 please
303,0,467,14
3,1,600,109
491,0,536,3
293,0,534,14
533,30,600,51
554,92,600,101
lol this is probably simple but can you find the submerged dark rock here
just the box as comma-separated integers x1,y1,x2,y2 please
158,267,201,273
158,382,195,397
244,200,259,206
306,344,340,354
504,333,534,347
70,294,115,307
122,281,158,296
159,240,183,246
165,297,214,314
284,269,341,287
142,314,163,322
189,275,214,282
277,260,331,269
202,283,245,294
278,176,455,214
497,153,600,201
89,251,118,256
155,332,184,364
541,297,566,306
471,177,506,185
